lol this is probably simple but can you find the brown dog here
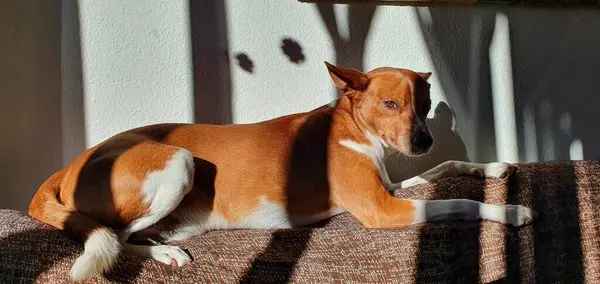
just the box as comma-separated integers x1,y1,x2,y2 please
29,62,536,280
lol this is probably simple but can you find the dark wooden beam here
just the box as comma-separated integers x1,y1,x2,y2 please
298,0,600,8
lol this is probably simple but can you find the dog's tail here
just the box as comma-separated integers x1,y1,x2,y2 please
29,169,121,280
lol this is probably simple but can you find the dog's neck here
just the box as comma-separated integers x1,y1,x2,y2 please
332,94,386,149
331,94,393,187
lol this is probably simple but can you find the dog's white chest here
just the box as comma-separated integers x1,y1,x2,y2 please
338,135,392,187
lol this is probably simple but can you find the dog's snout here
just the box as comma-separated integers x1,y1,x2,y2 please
411,128,433,154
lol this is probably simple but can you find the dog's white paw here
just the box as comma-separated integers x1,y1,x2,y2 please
481,162,517,180
149,245,192,267
505,204,537,227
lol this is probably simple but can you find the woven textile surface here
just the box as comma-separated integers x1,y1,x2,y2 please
1,161,599,283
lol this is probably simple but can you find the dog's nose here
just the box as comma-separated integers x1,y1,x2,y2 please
412,131,433,154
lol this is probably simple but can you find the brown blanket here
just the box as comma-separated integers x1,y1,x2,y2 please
1,161,599,283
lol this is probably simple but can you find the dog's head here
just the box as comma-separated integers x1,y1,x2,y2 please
325,62,433,157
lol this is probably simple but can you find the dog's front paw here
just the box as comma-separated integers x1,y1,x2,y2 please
482,162,517,180
506,204,537,227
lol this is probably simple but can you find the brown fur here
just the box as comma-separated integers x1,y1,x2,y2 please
29,62,433,241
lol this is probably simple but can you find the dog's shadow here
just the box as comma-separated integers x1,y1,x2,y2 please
386,101,469,183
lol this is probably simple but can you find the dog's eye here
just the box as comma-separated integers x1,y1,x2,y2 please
383,101,399,110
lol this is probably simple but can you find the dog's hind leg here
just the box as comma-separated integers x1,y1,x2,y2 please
122,243,193,267
118,148,195,266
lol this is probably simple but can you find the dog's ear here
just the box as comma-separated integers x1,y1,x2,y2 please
418,72,432,81
324,61,369,91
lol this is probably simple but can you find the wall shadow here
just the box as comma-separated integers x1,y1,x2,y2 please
415,6,497,163
506,8,600,162
60,0,86,165
0,0,62,211
281,37,306,64
0,0,86,212
316,2,378,71
415,6,600,163
234,52,255,73
189,0,233,125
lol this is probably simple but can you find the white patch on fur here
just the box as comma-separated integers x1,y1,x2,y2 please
400,176,430,188
243,196,346,228
123,244,192,267
410,199,536,227
142,149,194,214
163,211,229,242
481,162,515,179
410,199,427,223
241,196,296,228
70,228,121,280
478,204,506,223
338,132,392,188
164,196,345,242
479,203,536,226
123,149,194,240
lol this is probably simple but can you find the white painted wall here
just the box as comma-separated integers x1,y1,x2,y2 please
2,0,599,210
78,0,195,145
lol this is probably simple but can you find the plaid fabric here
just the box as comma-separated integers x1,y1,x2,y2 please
1,161,599,283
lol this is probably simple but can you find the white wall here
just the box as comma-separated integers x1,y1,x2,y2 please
2,0,599,210
78,0,194,145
